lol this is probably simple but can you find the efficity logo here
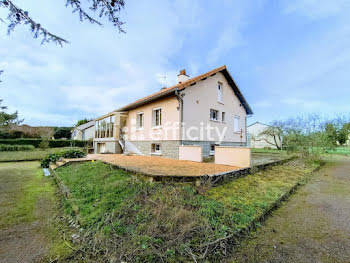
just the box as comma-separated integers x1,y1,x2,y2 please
121,119,228,142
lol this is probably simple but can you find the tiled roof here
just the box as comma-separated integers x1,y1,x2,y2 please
116,65,253,115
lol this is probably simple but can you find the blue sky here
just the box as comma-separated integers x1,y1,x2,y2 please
1,0,349,126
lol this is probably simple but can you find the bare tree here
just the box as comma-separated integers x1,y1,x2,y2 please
0,0,125,46
254,124,283,150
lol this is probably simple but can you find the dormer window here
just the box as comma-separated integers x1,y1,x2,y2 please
217,83,223,103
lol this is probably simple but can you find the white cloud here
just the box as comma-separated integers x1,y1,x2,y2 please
282,0,350,19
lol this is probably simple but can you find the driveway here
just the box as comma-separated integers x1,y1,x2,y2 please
231,156,350,263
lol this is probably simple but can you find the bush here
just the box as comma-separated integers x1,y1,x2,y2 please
0,139,86,148
39,139,49,149
0,144,35,151
41,149,86,168
54,127,73,139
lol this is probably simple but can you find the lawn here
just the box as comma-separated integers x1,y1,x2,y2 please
326,146,350,156
0,162,72,262
54,158,321,262
0,147,83,162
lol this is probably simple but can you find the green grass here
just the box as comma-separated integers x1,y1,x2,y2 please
55,159,320,262
0,162,72,260
251,148,287,154
325,147,350,156
0,147,83,162
206,160,317,232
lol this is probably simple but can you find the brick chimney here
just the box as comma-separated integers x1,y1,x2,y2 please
177,69,189,83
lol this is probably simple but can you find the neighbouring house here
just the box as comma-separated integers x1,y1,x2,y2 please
247,122,282,149
71,120,95,141
93,65,253,158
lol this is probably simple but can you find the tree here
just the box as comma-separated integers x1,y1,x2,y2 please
337,123,350,145
325,123,338,147
0,99,23,127
254,124,283,150
0,70,3,82
75,118,92,127
54,127,73,139
0,0,125,46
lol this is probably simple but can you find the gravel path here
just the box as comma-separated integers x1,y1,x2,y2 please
230,156,350,263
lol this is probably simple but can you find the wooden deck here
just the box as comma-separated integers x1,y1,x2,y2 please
85,154,239,177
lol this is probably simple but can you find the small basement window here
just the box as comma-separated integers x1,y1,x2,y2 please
210,144,215,156
151,143,161,155
210,109,219,121
222,112,226,122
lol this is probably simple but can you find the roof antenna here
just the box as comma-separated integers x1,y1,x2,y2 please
157,76,169,90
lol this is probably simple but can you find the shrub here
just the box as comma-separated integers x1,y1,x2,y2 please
0,139,86,148
39,139,49,149
41,149,86,168
0,144,35,151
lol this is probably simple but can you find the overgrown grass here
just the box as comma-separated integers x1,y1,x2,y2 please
206,159,319,232
251,148,288,154
55,159,321,262
0,147,83,162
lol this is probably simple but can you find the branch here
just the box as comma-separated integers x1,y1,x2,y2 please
65,0,103,26
0,70,3,83
1,0,69,46
0,0,125,45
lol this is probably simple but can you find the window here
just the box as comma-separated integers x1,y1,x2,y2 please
151,143,161,155
234,116,240,133
152,108,162,127
136,112,144,130
210,109,219,121
95,115,114,138
210,144,215,156
222,112,226,122
217,83,223,103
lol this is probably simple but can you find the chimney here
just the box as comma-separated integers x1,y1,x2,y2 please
177,69,189,83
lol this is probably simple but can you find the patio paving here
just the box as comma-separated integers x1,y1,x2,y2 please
86,154,239,177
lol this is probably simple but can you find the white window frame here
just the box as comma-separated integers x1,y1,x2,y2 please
151,143,162,155
210,109,219,121
152,107,162,128
222,112,226,123
136,112,144,130
234,115,240,133
217,82,223,103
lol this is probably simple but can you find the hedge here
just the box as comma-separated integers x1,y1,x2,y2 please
0,139,86,148
0,144,35,151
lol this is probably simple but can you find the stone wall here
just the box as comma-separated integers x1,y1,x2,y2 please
130,140,180,159
94,140,122,154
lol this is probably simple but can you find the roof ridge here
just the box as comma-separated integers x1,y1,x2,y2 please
116,65,227,111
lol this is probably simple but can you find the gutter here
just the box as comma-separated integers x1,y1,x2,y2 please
175,89,184,144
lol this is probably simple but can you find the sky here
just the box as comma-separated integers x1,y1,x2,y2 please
0,0,350,127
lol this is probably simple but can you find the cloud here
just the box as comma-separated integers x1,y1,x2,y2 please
282,0,350,19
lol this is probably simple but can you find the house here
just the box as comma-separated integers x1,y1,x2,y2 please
93,65,253,158
247,122,282,149
71,120,95,141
